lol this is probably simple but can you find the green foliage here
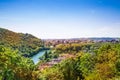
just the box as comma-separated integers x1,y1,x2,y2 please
39,51,59,62
59,58,84,80
55,43,94,54
84,43,120,80
79,53,96,77
39,43,120,80
39,58,84,80
0,46,40,80
1,27,120,80
116,59,120,73
0,28,43,57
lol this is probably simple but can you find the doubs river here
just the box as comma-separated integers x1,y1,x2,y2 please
31,50,48,64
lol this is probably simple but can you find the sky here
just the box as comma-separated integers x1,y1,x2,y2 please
0,0,120,39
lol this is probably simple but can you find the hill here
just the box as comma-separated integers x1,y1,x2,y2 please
0,27,43,57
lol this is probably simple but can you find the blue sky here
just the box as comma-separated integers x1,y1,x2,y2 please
0,0,120,39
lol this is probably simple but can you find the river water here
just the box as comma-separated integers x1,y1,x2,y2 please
31,50,47,64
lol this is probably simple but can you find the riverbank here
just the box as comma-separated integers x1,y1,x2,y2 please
23,47,50,57
31,49,50,64
30,47,50,57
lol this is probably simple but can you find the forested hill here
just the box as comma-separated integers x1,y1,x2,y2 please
0,27,43,57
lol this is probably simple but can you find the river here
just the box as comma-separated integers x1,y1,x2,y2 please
31,50,48,64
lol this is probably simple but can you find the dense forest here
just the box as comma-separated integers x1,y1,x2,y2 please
39,42,120,80
0,28,44,57
0,28,120,80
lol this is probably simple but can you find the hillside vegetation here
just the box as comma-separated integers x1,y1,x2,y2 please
39,42,120,80
0,28,43,57
0,46,41,80
1,28,120,80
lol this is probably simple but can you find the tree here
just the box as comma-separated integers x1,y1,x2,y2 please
0,46,40,80
44,51,48,60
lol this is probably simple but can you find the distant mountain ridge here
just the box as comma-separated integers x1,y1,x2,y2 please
0,27,43,57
